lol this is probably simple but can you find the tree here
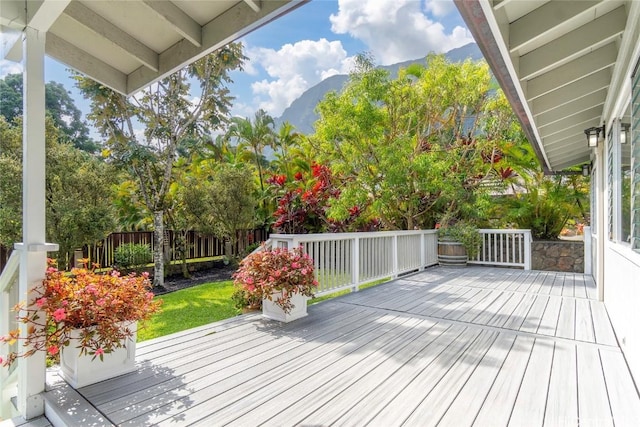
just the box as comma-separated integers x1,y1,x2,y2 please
0,73,99,152
309,54,503,230
227,109,276,225
75,43,246,287
175,162,256,259
0,116,116,267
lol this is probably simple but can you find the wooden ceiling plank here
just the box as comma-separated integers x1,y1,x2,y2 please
509,1,599,51
127,0,305,95
537,105,603,137
550,155,592,172
141,0,202,48
526,44,617,100
519,6,626,80
535,89,607,128
46,32,127,94
64,2,159,72
531,69,611,115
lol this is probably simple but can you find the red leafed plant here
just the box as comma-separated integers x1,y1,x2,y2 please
232,247,318,314
0,259,161,367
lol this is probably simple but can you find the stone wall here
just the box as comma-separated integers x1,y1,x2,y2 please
531,240,584,272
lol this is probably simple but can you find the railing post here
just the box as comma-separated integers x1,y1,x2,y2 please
392,234,398,278
419,232,425,271
523,230,532,270
583,226,592,274
352,236,360,292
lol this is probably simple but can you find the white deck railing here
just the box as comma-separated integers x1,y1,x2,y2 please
0,250,20,420
470,229,532,270
271,230,439,296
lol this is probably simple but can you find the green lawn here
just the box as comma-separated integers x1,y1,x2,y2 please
137,280,237,342
138,276,391,342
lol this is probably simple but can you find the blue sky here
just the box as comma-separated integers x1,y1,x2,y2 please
0,0,473,124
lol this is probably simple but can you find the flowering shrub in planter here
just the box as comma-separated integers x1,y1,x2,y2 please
232,247,318,314
0,259,161,368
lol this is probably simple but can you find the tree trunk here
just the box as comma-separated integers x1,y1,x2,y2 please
153,210,165,288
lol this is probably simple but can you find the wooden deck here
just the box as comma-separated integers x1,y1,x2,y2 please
47,266,640,426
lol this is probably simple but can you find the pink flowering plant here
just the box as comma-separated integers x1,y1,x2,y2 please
0,259,161,367
233,247,318,313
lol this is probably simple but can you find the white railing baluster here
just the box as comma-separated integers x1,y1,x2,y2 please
470,229,532,270
1,250,20,419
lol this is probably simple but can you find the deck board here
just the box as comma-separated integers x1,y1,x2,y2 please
47,266,640,427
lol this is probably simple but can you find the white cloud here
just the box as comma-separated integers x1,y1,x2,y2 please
330,0,473,65
244,38,353,117
425,0,456,18
0,59,22,77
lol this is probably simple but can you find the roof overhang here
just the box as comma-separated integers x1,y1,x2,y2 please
454,0,640,173
0,0,308,96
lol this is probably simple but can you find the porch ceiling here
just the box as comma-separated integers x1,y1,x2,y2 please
455,0,640,173
0,0,307,96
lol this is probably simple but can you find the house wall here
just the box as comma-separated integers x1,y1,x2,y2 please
603,242,640,382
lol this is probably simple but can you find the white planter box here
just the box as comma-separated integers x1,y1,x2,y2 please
262,291,308,322
59,322,137,389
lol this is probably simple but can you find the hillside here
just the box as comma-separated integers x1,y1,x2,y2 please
276,42,483,134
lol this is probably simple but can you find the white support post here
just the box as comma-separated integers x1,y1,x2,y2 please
523,230,532,271
352,237,359,292
15,26,48,420
583,226,592,275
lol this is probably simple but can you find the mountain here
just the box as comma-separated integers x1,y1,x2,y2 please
276,42,483,134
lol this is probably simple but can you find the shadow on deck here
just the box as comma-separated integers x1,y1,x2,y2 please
40,266,640,427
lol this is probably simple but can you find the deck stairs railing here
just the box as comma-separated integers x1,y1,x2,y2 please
0,251,20,420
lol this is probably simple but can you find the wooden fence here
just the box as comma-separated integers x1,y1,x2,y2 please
0,228,269,273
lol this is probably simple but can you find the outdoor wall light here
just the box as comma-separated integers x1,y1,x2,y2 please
581,163,591,176
584,125,604,148
620,122,630,144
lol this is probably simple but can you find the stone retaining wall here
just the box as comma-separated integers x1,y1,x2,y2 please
532,240,584,272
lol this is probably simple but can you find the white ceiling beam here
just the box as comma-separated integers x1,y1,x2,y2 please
0,0,27,29
1,0,70,62
526,43,617,100
531,69,611,115
0,24,22,61
244,0,261,13
46,32,127,95
26,0,71,32
64,2,159,72
538,105,602,137
519,6,626,80
127,0,305,96
535,89,607,128
603,0,640,120
509,1,599,52
141,0,202,47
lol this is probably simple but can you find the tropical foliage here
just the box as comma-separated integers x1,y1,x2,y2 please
0,260,161,366
233,247,318,313
75,43,246,286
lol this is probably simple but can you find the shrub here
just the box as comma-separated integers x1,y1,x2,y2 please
114,243,152,270
232,247,318,313
0,259,161,366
